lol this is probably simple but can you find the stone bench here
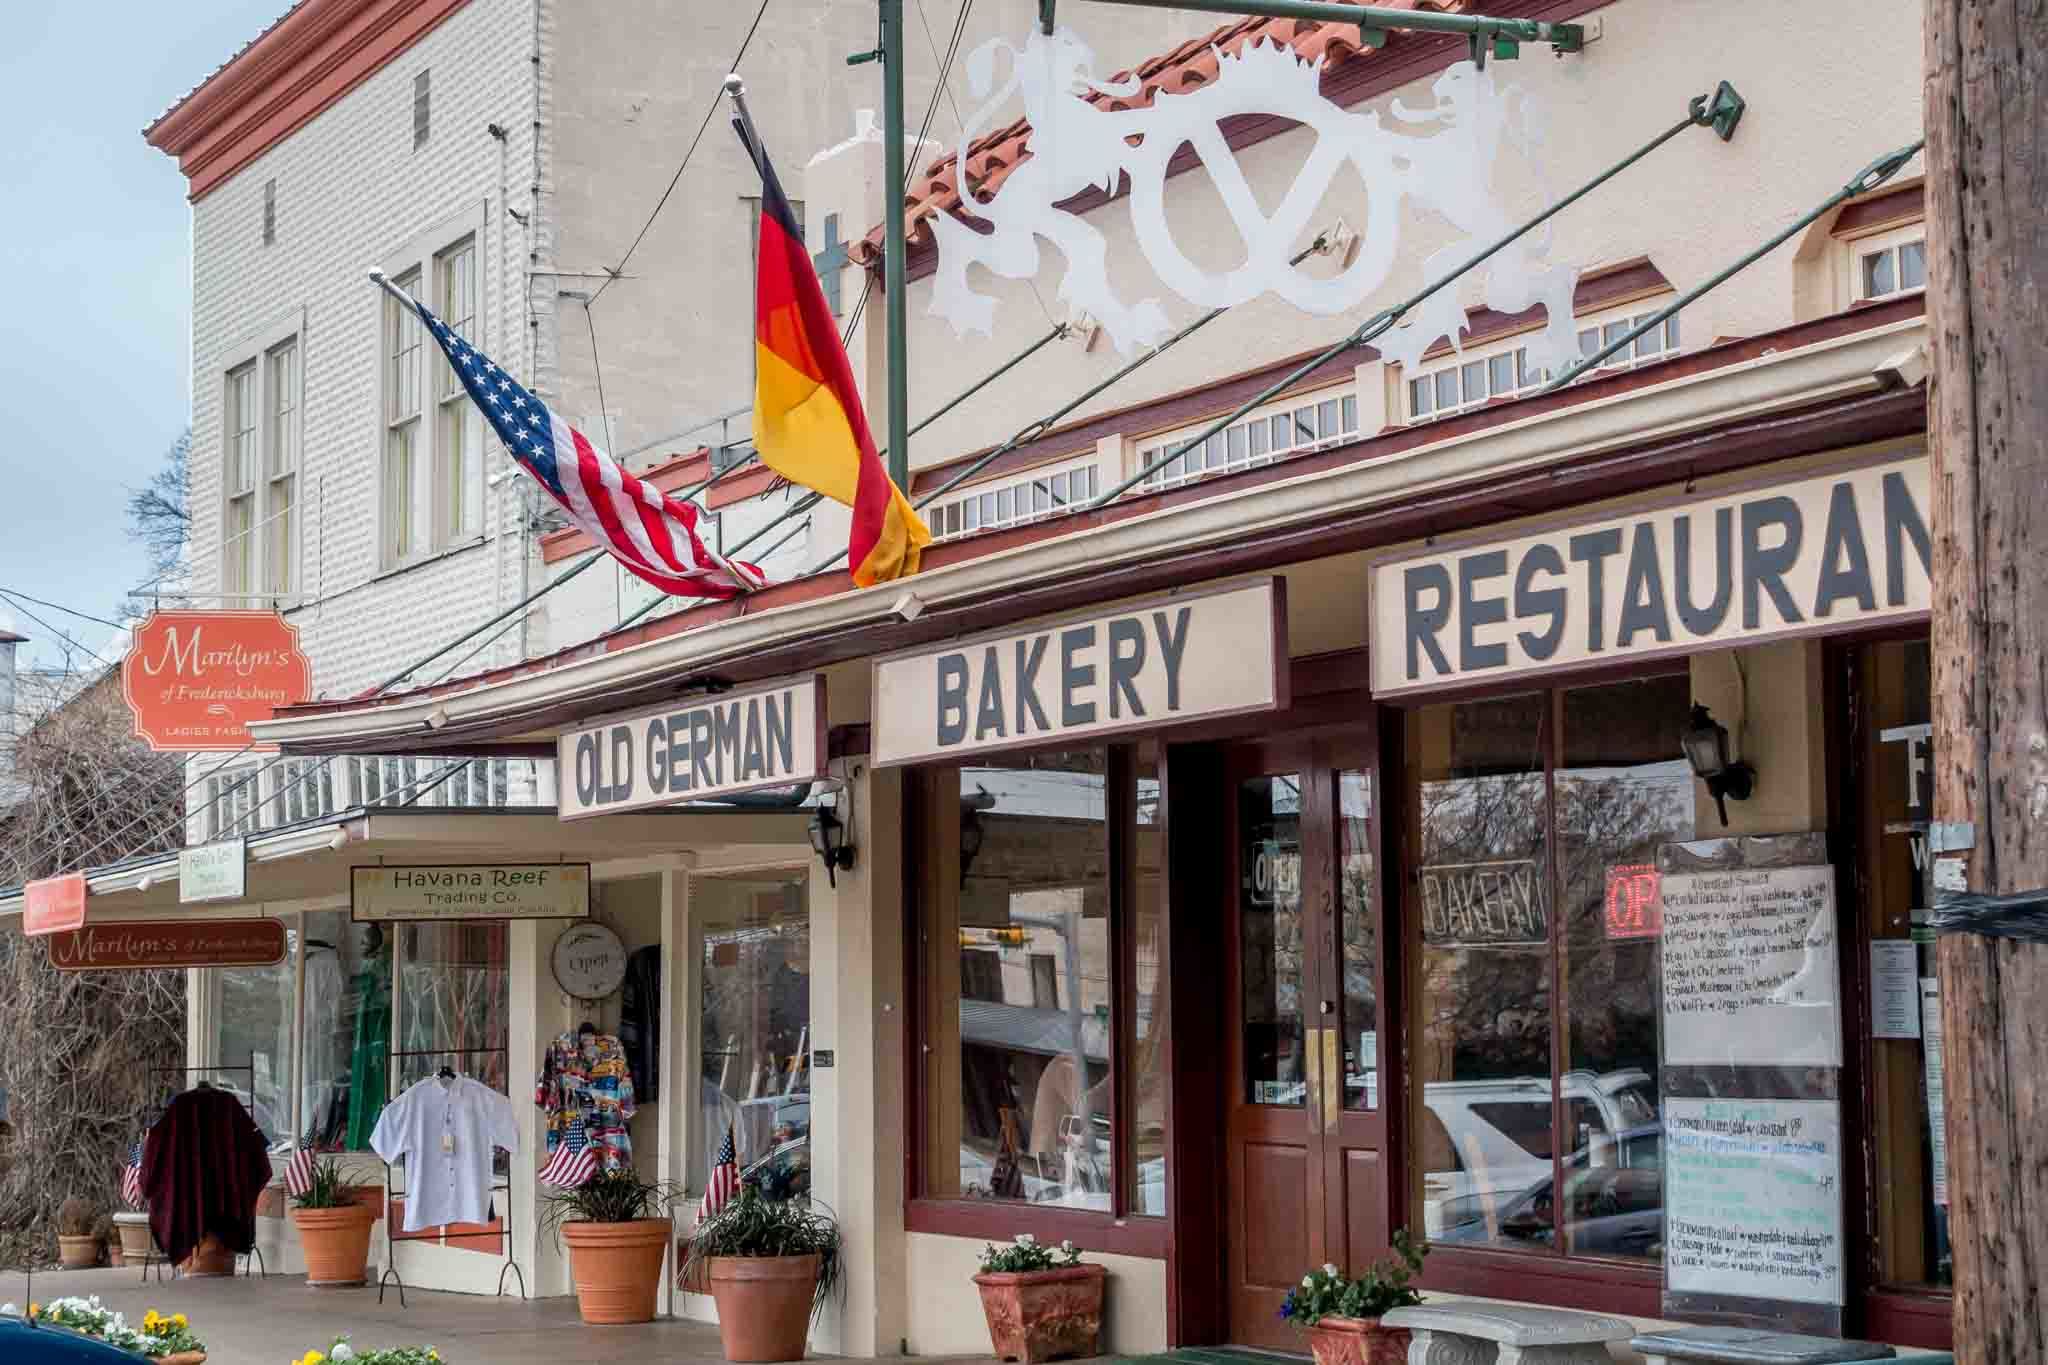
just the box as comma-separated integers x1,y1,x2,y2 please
1381,1304,1636,1364
1629,1327,1896,1365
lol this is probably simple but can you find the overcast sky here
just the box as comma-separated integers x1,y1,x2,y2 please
0,1,287,671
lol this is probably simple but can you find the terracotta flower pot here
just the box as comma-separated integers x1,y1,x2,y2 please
1308,1315,1411,1365
114,1212,159,1262
181,1233,235,1277
562,1218,673,1325
159,1354,207,1365
707,1253,820,1363
293,1202,376,1287
973,1263,1107,1364
57,1234,98,1269
107,1244,125,1268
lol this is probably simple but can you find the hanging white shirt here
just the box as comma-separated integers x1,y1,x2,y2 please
370,1075,519,1232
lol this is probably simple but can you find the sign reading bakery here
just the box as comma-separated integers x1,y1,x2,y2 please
123,610,313,752
1370,455,1931,698
872,579,1287,766
556,674,825,820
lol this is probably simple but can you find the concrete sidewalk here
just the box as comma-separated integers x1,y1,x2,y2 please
0,1264,844,1364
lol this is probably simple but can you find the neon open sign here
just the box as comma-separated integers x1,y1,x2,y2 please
1605,863,1663,940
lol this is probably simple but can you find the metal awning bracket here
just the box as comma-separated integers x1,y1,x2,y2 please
1692,81,1748,142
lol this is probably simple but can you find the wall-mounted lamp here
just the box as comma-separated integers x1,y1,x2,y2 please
808,805,855,887
1682,702,1755,827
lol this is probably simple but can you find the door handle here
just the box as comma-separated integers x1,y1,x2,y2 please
1322,1026,1342,1129
1303,1027,1323,1134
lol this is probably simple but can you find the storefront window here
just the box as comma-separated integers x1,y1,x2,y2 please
300,912,393,1152
210,942,295,1149
1339,770,1377,1110
697,869,810,1198
393,922,509,1094
1130,747,1169,1214
1240,772,1304,1108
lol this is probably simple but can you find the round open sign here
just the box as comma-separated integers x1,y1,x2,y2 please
551,922,627,1000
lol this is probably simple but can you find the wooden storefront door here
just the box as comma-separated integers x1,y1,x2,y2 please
1221,729,1392,1349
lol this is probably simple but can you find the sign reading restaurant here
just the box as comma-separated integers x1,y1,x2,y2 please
352,864,592,922
556,674,825,820
872,579,1287,766
1370,454,1931,696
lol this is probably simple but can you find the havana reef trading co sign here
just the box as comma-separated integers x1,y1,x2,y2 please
556,674,825,820
1370,455,1931,697
122,610,313,752
871,579,1287,766
352,864,592,922
48,918,288,972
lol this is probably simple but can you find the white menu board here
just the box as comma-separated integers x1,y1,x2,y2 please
1659,865,1841,1067
1665,1097,1844,1306
1921,977,1948,1207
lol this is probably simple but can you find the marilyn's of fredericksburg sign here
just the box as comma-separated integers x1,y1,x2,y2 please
556,674,825,820
1370,454,1931,696
352,864,592,922
871,579,1286,767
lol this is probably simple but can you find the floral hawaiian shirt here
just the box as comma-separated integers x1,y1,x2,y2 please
536,1031,636,1172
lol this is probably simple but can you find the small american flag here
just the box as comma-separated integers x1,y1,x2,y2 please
285,1143,319,1199
120,1140,144,1208
539,1121,598,1189
699,1124,740,1219
372,272,764,601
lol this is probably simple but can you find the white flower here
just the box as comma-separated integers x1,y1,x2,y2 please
1302,1275,1315,1289
332,1344,357,1361
1060,1240,1076,1254
1,1303,18,1317
1014,1234,1036,1247
1322,1263,1339,1277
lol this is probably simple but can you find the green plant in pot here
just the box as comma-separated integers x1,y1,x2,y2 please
972,1235,1106,1364
290,1155,376,1288
56,1195,100,1269
540,1168,687,1326
1281,1231,1427,1365
680,1183,842,1363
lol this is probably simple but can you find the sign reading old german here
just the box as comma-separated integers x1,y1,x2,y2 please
1370,454,1931,697
871,579,1287,766
555,674,825,820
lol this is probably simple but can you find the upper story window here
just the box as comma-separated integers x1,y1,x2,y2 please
379,208,487,569
927,458,1099,541
1138,384,1359,492
1855,225,1927,302
219,311,304,604
1405,304,1681,425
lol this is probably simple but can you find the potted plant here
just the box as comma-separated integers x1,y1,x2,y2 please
292,1335,441,1364
971,1235,1106,1364
57,1196,99,1268
114,1210,159,1263
541,1168,685,1326
13,1298,207,1362
681,1184,842,1362
291,1155,376,1288
94,1214,121,1268
1280,1231,1427,1365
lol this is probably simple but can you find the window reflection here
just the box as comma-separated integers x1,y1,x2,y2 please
1240,774,1305,1106
1130,747,1169,1215
697,870,811,1198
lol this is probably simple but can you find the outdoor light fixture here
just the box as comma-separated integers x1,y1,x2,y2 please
808,805,855,887
1683,702,1756,826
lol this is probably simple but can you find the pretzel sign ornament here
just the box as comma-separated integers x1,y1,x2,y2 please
929,26,1582,373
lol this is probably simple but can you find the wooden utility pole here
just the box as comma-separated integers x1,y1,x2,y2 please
1926,3,2048,1360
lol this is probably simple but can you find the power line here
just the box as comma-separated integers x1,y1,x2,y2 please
0,588,126,632
586,0,774,308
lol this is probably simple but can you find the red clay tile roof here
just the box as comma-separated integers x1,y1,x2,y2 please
851,2,1474,267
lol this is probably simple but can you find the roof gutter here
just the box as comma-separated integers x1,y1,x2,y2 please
251,313,1926,754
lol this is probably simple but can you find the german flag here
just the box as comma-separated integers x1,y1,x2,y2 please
736,114,929,586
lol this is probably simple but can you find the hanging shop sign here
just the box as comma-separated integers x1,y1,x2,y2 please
179,839,246,904
872,579,1287,766
556,674,825,820
552,922,628,1000
351,863,592,922
22,872,87,938
1604,863,1663,940
1369,454,1931,698
122,610,313,752
48,918,287,972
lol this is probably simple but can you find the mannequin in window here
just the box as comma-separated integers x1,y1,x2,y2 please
344,924,391,1149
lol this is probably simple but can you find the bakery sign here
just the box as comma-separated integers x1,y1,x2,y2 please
872,579,1287,766
557,674,825,820
1370,454,1931,697
48,918,288,972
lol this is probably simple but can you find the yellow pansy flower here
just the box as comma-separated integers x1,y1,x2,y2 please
144,1310,160,1330
172,1314,188,1329
27,1303,38,1318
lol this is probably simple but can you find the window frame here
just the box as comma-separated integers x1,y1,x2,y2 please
926,454,1102,541
216,307,305,607
1400,297,1682,426
1847,222,1929,305
375,203,489,570
904,744,1170,1259
1133,381,1362,493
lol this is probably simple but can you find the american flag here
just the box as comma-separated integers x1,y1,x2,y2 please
699,1123,740,1219
120,1140,144,1208
285,1142,319,1199
370,271,764,601
539,1121,599,1189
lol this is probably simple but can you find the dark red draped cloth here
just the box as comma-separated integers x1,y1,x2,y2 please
141,1087,273,1266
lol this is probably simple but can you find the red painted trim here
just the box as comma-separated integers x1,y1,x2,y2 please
706,462,783,510
1833,181,1925,238
146,0,472,202
1861,1289,1954,1351
539,446,717,562
1419,1245,1664,1318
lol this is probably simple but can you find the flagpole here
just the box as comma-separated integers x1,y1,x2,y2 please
879,0,911,493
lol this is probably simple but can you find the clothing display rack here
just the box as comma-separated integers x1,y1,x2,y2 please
375,1045,526,1307
135,1062,267,1283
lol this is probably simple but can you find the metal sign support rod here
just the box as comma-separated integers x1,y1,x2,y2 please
1065,0,1587,56
881,0,912,491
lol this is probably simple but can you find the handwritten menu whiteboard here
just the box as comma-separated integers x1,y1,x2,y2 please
1665,1098,1844,1305
1659,864,1841,1067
